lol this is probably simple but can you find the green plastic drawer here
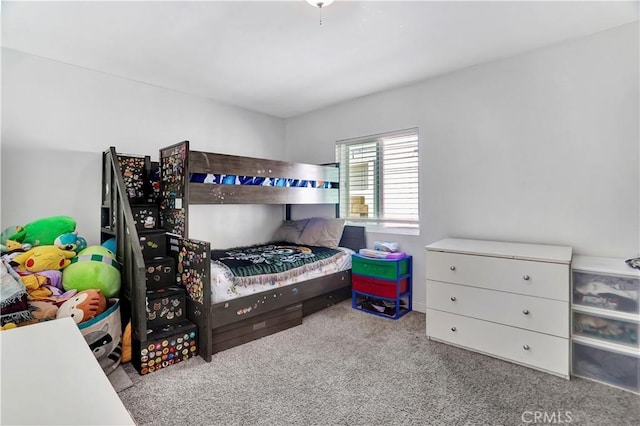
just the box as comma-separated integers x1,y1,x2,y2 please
352,255,409,280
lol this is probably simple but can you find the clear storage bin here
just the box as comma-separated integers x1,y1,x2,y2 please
572,340,639,394
572,270,639,315
573,311,638,348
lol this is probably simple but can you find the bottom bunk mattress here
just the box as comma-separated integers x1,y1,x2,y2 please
210,242,353,304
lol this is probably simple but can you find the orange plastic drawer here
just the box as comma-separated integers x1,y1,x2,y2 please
352,275,409,298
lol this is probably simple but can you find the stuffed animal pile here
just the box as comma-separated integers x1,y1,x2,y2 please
0,215,121,329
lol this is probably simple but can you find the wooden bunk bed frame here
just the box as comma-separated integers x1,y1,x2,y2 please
159,141,365,362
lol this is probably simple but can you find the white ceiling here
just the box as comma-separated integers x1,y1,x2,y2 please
2,1,638,118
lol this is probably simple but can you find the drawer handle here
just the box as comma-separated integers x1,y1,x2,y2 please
451,327,457,332
450,296,457,302
450,266,456,271
523,344,530,350
522,309,529,315
523,275,530,281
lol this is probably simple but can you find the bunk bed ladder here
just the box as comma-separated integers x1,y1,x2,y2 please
104,145,211,371
101,147,147,345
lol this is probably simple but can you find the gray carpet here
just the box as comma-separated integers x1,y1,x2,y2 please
108,365,134,393
118,301,639,425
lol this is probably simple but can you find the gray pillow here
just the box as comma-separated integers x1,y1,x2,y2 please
272,219,310,243
298,217,346,249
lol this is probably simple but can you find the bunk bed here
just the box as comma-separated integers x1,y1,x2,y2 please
159,141,366,362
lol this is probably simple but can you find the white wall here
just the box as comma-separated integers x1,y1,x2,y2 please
285,23,640,313
1,48,286,248
3,23,638,314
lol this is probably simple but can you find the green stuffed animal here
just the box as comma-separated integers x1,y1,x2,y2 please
62,246,121,298
9,216,77,247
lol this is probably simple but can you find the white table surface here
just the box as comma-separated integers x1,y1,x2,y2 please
0,317,136,425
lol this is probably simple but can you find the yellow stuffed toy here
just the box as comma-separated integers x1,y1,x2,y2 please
0,323,17,331
121,321,132,363
10,246,76,272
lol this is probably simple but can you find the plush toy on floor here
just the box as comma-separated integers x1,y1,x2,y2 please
54,232,88,254
8,216,76,247
0,240,32,262
121,321,132,363
1,239,30,253
56,289,107,324
10,245,76,272
29,300,59,322
1,226,21,246
9,245,76,301
62,246,121,298
1,226,32,260
101,238,116,255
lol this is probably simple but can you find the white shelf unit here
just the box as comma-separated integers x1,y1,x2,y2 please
571,255,639,394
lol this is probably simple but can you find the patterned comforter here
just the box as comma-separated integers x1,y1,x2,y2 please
210,243,353,303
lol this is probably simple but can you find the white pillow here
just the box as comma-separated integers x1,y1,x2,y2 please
272,219,309,243
297,217,346,249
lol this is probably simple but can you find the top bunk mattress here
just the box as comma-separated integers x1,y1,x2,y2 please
210,243,353,304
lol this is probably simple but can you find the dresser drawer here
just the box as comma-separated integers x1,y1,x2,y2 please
426,251,569,301
427,280,568,338
352,255,410,280
426,309,569,377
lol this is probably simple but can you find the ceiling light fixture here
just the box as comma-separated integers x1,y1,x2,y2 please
306,0,335,26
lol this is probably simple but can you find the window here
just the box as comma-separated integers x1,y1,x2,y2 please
336,128,419,231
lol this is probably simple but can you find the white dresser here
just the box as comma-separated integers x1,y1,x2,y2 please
425,238,572,378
